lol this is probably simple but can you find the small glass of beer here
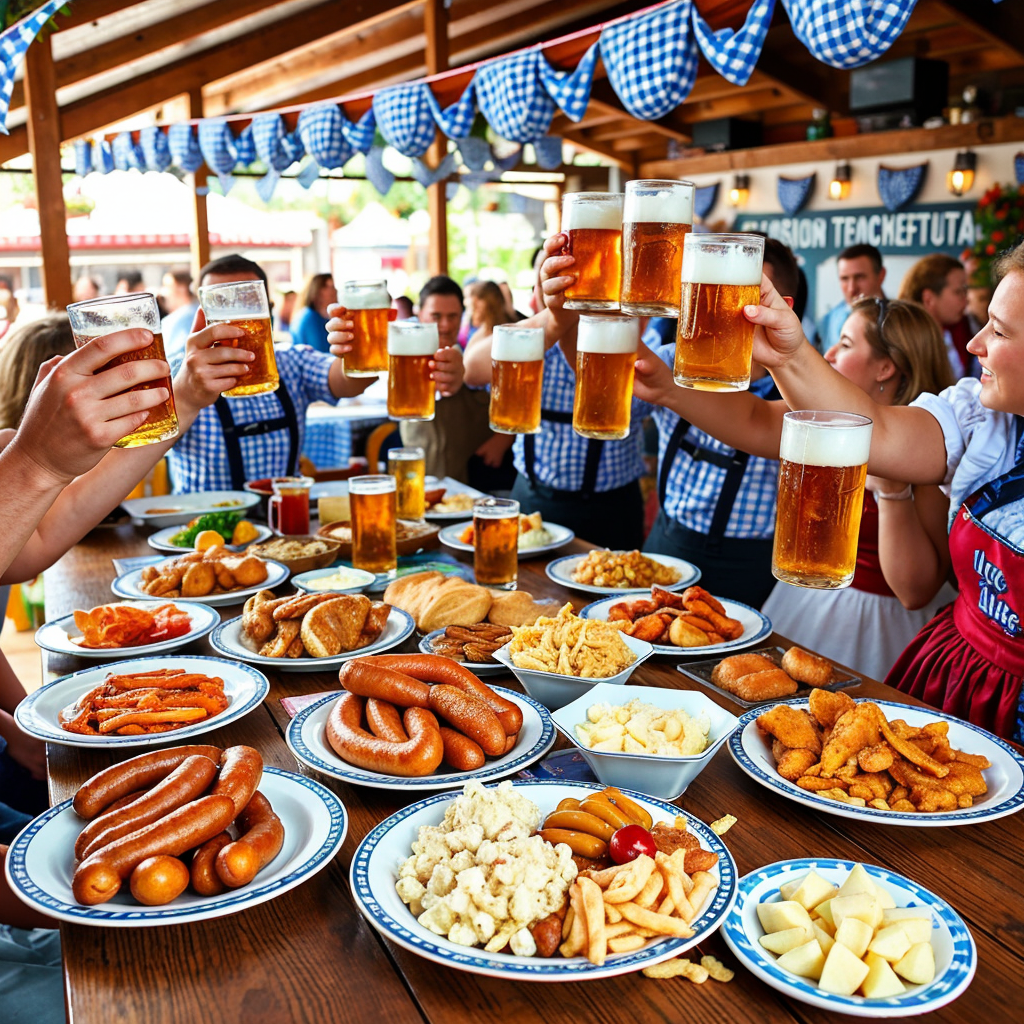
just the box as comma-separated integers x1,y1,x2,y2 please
489,324,545,434
269,476,313,535
66,292,178,448
772,410,874,590
349,474,397,578
561,191,624,311
387,446,426,520
198,279,279,397
473,497,520,590
387,320,438,421
340,279,390,376
620,178,694,317
675,232,765,392
572,314,639,441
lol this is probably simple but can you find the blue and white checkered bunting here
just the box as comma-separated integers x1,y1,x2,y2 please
111,132,145,172
96,139,115,175
297,105,353,170
374,83,436,157
0,0,64,134
140,126,172,172
252,113,294,172
341,107,377,153
600,0,699,120
781,0,917,69
456,135,490,171
74,139,92,178
296,158,322,189
492,146,522,172
255,171,280,203
168,123,203,173
475,49,556,143
281,130,305,165
692,0,775,86
411,151,457,188
426,82,477,140
232,124,256,167
198,118,237,193
538,42,599,121
365,145,395,195
532,135,563,170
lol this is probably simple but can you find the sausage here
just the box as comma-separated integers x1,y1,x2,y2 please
214,791,285,888
365,698,407,742
190,831,231,896
73,744,223,819
542,809,615,842
72,794,236,905
603,788,654,830
338,660,430,708
578,794,635,830
537,828,608,860
210,746,263,815
529,910,565,958
129,855,190,906
326,693,444,777
438,727,485,771
427,685,506,757
76,754,219,860
502,732,519,755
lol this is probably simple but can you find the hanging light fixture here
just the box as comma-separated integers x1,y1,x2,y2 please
828,161,852,200
947,150,976,196
729,174,749,207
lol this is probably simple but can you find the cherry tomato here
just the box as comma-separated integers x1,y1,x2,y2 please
608,824,657,864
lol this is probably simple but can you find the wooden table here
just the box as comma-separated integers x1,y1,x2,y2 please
38,526,1024,1023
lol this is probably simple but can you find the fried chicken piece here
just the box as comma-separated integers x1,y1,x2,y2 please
808,688,857,730
953,749,992,769
232,555,268,587
681,586,726,615
889,757,987,800
606,602,633,622
857,742,894,774
241,591,284,645
781,647,834,687
756,705,824,755
273,592,335,620
259,619,301,658
628,599,658,617
284,635,305,658
847,772,893,802
628,613,671,643
651,586,684,609
775,744,819,781
181,561,217,597
877,715,950,778
363,601,390,639
214,564,237,591
819,703,882,777
797,775,849,791
301,594,372,657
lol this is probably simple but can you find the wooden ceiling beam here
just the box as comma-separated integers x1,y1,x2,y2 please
53,0,134,32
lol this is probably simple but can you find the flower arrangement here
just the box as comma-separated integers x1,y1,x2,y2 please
965,182,1024,287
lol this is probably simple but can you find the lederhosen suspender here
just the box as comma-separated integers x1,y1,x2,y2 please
523,409,605,500
213,377,300,490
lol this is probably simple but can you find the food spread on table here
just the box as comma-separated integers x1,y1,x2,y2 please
575,699,711,757
604,585,743,647
139,548,270,598
506,604,635,678
167,510,258,548
426,491,477,514
70,603,192,649
458,512,554,550
571,550,682,589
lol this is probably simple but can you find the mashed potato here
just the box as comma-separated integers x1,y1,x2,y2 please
575,699,711,756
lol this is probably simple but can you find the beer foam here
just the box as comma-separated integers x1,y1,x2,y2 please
388,322,438,356
341,281,390,309
624,189,693,226
780,414,873,468
492,325,544,362
681,244,763,286
577,316,638,354
561,194,623,231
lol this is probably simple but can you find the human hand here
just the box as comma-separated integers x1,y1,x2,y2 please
173,308,252,418
326,303,397,361
747,273,809,370
1,718,46,780
431,344,464,396
631,341,677,407
474,432,514,467
537,233,580,331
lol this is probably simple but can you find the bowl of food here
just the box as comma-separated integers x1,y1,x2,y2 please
317,519,439,557
549,684,739,800
246,535,341,575
292,566,376,595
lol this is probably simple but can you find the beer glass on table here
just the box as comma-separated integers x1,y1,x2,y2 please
340,279,389,376
675,233,764,392
772,411,874,590
350,475,397,578
387,447,426,520
489,324,545,434
473,498,519,590
561,192,624,311
620,179,694,317
198,279,278,397
572,314,639,441
66,292,178,448
387,321,437,421
269,476,313,535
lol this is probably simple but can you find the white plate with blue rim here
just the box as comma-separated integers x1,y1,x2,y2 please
416,628,508,676
34,601,220,660
209,606,415,673
438,520,576,559
350,780,736,980
147,522,273,554
578,595,772,657
111,557,289,607
722,858,975,1017
545,552,700,595
14,655,269,748
286,686,554,790
4,767,347,927
729,698,1024,826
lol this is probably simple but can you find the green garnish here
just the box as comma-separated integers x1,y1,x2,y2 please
170,510,244,547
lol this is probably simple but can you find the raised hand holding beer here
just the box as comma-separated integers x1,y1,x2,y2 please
176,308,254,411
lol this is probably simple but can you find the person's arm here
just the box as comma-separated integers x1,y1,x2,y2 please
0,654,45,779
1,846,55,928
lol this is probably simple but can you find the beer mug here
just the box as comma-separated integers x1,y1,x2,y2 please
675,233,765,392
340,279,389,376
198,279,279,397
561,192,624,311
489,324,545,435
572,314,639,441
620,179,694,317
349,475,397,577
66,292,178,448
387,320,438,421
772,411,874,590
387,447,426,520
473,497,519,589
269,476,313,535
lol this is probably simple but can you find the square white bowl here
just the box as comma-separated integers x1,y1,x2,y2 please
490,633,654,710
548,683,740,800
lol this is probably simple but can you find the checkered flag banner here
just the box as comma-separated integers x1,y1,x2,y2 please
74,139,92,177
538,42,599,121
168,123,204,173
781,0,917,69
426,82,477,140
297,105,353,170
96,139,114,174
0,0,64,133
600,0,699,120
374,83,436,157
692,0,775,86
232,124,256,166
411,151,458,188
112,131,145,172
252,113,297,171
475,49,556,143
365,145,395,195
140,126,172,172
341,107,377,153
198,118,238,193
457,135,490,171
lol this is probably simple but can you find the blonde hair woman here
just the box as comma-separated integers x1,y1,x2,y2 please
0,315,76,430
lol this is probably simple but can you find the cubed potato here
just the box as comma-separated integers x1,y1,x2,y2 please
779,879,801,902
882,908,933,947
812,897,835,929
818,941,871,997
867,924,913,963
872,881,897,910
831,893,883,931
834,916,874,959
776,939,826,980
759,926,814,955
812,920,836,955
836,864,877,899
861,951,908,998
756,901,814,935
790,871,840,912
893,942,936,985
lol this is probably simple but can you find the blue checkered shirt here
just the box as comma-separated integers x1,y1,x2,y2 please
167,344,335,492
511,342,649,491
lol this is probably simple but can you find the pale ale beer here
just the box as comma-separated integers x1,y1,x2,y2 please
489,324,545,434
573,315,639,440
341,279,390,376
387,446,426,520
561,192,624,311
199,279,279,397
675,233,764,392
772,411,874,590
621,179,694,316
67,293,179,448
473,497,519,589
388,321,438,421
350,475,397,577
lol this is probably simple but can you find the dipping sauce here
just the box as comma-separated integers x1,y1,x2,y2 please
304,569,372,592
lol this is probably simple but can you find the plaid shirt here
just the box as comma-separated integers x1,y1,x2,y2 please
512,342,649,492
167,345,335,492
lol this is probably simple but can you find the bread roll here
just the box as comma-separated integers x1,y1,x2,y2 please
719,668,798,702
418,578,493,632
781,646,834,687
486,590,560,627
711,653,777,688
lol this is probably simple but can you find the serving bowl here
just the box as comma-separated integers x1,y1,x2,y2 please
292,566,376,594
317,519,440,558
245,535,341,575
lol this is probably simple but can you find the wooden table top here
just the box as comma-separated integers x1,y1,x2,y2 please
36,526,1024,1024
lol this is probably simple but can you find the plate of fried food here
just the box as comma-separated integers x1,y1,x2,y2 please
439,515,575,559
4,746,347,926
14,656,270,748
35,601,220,660
579,585,772,656
121,490,258,529
350,778,737,981
417,623,513,676
111,548,288,607
729,692,1024,826
422,479,488,521
210,591,415,672
546,550,699,595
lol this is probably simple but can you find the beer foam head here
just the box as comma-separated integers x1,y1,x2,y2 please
578,315,638,354
780,411,873,467
561,192,623,232
624,181,694,226
681,234,764,286
388,321,438,356
340,280,390,309
198,279,269,319
492,324,544,362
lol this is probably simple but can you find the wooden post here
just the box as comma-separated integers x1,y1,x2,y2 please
424,0,448,278
23,33,72,309
188,88,210,283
